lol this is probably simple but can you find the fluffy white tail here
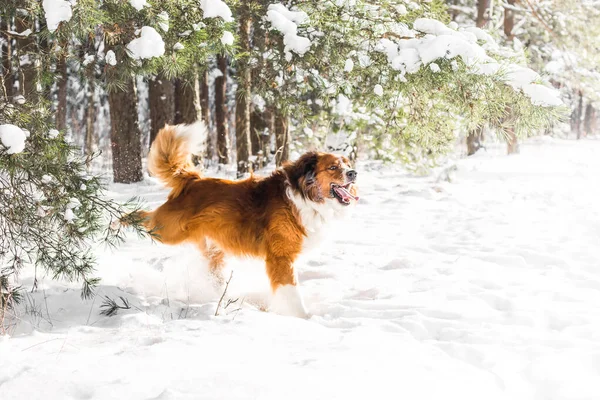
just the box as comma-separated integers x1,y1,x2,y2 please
147,121,207,196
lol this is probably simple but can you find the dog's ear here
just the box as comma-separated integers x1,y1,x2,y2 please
288,152,323,202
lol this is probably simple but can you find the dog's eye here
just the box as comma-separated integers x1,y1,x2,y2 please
328,166,338,171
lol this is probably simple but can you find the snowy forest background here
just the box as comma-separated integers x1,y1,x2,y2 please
2,3,600,398
1,0,599,323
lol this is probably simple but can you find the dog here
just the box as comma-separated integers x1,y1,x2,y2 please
137,121,359,318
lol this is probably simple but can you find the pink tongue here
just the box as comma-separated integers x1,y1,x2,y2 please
334,186,359,201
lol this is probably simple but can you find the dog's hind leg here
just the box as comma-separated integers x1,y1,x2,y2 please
197,238,226,286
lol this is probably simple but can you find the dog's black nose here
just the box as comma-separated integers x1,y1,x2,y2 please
346,169,357,181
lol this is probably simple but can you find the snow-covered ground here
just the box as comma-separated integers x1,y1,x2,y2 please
2,137,600,400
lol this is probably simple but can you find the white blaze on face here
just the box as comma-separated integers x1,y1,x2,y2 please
339,157,351,184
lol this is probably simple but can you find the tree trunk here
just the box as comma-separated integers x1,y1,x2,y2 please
84,73,96,170
56,49,68,131
574,91,584,139
504,0,519,154
215,54,229,164
275,110,289,166
466,126,484,156
262,106,274,167
175,75,202,165
583,103,594,137
108,78,143,183
15,15,36,100
200,68,212,162
250,109,267,164
250,110,262,154
235,7,253,177
467,0,490,156
174,76,200,124
1,17,14,99
476,0,491,28
148,75,174,146
504,0,516,40
506,128,519,154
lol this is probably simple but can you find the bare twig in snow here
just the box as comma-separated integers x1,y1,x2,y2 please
215,271,234,316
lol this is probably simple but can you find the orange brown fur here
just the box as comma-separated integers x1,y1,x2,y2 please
139,123,358,312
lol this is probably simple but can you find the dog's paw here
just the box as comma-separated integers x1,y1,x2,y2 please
270,284,309,319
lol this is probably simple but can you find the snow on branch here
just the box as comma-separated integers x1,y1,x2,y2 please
376,18,562,108
42,0,73,32
266,4,312,57
201,0,234,22
126,27,166,60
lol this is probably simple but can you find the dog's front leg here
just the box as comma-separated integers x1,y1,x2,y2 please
266,254,309,318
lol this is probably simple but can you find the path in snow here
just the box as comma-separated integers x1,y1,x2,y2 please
2,137,600,400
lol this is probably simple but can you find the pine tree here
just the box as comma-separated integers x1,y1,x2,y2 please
0,97,150,314
1,0,233,320
242,0,564,166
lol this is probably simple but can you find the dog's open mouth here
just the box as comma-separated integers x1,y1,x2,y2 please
331,183,359,205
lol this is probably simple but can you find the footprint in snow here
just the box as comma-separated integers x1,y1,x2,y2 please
298,270,336,281
346,287,380,300
381,259,413,270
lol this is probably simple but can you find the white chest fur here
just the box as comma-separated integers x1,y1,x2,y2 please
286,188,350,252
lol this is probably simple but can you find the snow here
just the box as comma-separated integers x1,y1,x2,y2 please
505,65,563,107
47,129,59,139
200,0,234,22
413,18,456,36
173,42,184,51
105,50,117,66
220,31,234,46
63,208,76,222
8,28,32,37
505,65,540,90
208,67,223,85
4,139,600,399
379,19,492,72
126,27,165,60
252,94,266,112
129,0,148,11
82,54,94,66
522,84,564,107
344,58,354,72
395,4,408,15
334,93,352,115
266,4,312,56
376,18,562,108
0,124,27,154
373,84,383,96
418,34,488,66
157,11,169,32
66,198,81,210
42,0,72,33
463,26,497,49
